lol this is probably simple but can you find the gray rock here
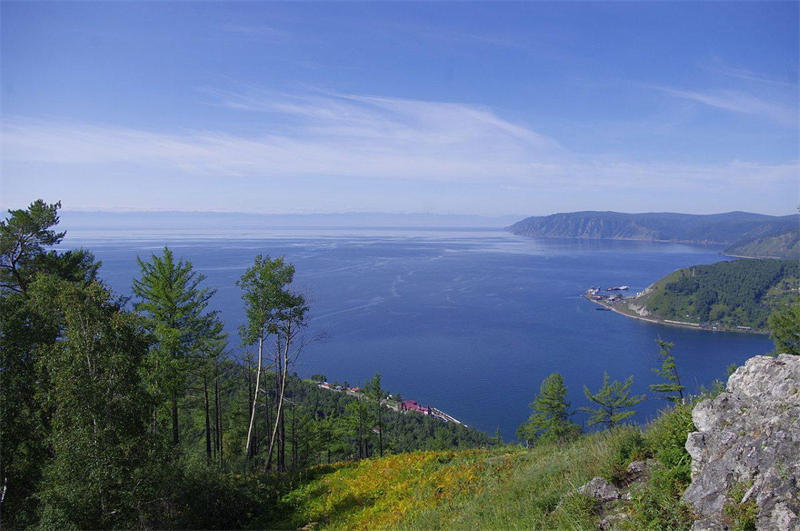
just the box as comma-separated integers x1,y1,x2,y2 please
578,477,620,502
625,459,655,484
683,354,800,530
692,516,730,531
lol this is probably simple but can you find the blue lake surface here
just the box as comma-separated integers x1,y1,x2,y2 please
63,228,773,440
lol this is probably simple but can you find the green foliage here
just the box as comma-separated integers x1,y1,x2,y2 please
627,466,695,530
768,297,800,355
0,199,65,293
639,258,799,330
600,425,648,484
650,339,685,403
581,373,645,429
237,254,307,345
723,480,758,531
132,246,225,445
516,373,581,446
627,402,696,530
34,279,159,529
365,373,387,456
643,401,694,476
0,200,101,527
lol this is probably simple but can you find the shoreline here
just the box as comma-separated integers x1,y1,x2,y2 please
584,294,769,335
310,380,466,426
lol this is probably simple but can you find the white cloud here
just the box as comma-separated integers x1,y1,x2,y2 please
1,90,797,214
2,92,567,183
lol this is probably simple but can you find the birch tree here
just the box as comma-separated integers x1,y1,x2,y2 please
237,255,307,469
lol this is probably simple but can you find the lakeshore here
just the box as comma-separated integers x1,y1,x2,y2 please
311,380,466,426
583,289,768,335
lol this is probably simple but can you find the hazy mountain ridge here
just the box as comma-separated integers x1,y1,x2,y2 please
59,210,521,230
507,211,799,257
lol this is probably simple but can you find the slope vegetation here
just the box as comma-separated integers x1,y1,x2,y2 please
619,259,798,331
276,404,699,530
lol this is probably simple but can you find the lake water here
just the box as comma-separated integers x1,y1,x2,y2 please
63,228,773,440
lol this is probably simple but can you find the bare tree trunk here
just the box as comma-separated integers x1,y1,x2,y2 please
265,338,281,471
245,336,263,457
279,404,285,471
263,379,272,471
266,325,291,472
291,406,297,470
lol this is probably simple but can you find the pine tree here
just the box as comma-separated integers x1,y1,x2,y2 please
365,373,387,457
132,246,224,446
345,399,372,459
516,373,581,446
581,373,645,429
650,339,685,403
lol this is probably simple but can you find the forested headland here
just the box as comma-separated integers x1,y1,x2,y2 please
616,258,799,332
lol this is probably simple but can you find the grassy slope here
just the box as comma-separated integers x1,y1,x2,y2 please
277,403,699,530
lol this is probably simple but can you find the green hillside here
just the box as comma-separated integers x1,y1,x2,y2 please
274,403,698,530
623,259,799,331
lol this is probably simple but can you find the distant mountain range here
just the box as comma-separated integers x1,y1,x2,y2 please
507,211,800,258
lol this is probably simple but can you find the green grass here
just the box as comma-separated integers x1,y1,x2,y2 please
276,402,702,530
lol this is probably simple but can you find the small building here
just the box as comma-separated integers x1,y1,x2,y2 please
400,400,431,415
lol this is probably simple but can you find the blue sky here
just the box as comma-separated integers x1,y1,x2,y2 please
1,2,797,216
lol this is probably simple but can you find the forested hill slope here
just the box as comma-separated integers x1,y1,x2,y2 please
507,211,799,257
724,229,800,259
619,258,799,331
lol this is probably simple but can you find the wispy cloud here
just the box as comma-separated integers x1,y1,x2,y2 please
705,58,797,88
3,92,568,183
2,90,797,207
653,85,797,127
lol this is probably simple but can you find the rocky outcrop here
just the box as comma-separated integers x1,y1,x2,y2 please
683,354,800,530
